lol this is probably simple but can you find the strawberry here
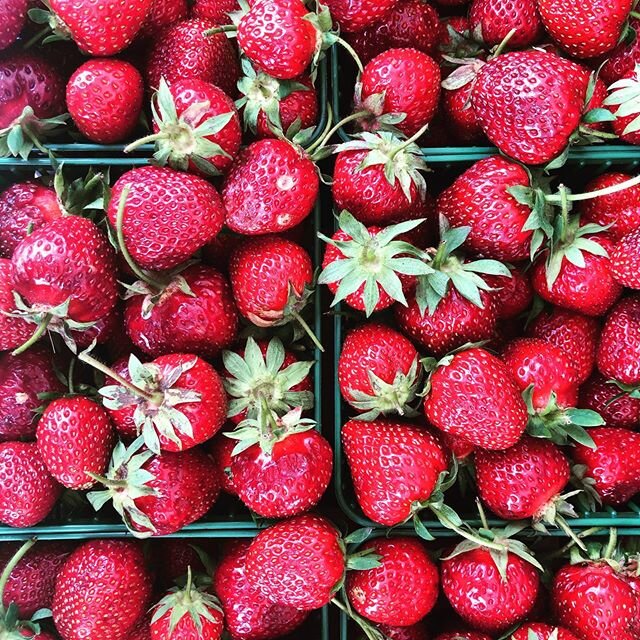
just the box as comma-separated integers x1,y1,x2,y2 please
487,266,533,319
0,181,62,258
597,296,640,385
572,427,640,506
600,18,640,85
66,59,144,145
125,617,152,640
245,514,345,610
213,540,307,640
0,0,27,50
537,0,633,59
435,633,492,640
150,568,224,640
382,623,430,640
52,540,152,640
0,441,61,527
138,0,188,38
0,258,33,352
527,308,599,384
87,438,220,536
36,396,115,490
441,84,484,144
146,19,239,98
606,64,640,145
512,623,580,640
108,166,225,271
610,228,640,288
0,348,63,442
579,372,640,429
222,138,318,235
192,0,240,24
323,0,400,33
338,323,421,419
346,537,439,627
342,418,448,526
423,347,529,450
151,539,216,589
469,0,543,47
207,433,237,496
124,265,239,359
579,172,640,241
331,131,429,226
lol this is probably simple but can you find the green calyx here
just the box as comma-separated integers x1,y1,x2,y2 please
303,2,340,82
440,55,486,92
124,78,234,176
318,210,433,316
121,270,195,320
53,166,110,219
0,106,68,160
27,3,72,46
439,23,485,61
530,489,587,551
604,62,640,135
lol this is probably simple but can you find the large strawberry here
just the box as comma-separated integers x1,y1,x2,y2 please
469,0,543,47
87,438,220,536
579,372,640,429
324,0,400,33
0,0,26,50
52,540,152,640
423,347,529,450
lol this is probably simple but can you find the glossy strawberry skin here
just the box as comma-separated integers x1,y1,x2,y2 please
346,537,439,627
52,540,152,640
599,18,640,85
475,436,570,520
214,540,307,640
0,0,27,51
138,0,188,38
579,373,640,429
11,216,118,323
610,229,640,288
487,266,533,320
442,84,484,143
222,139,318,235
245,514,345,610
324,0,400,32
207,433,237,496
342,419,448,526
360,48,441,137
512,623,580,640
66,59,143,144
108,166,225,271
192,0,240,24
469,0,543,47
0,182,62,258
437,155,534,262
571,427,640,506
152,538,215,589
230,430,332,518
424,347,528,450
441,547,539,633
0,441,62,527
0,258,33,351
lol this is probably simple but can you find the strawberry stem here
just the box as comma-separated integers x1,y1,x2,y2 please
491,28,516,59
546,174,640,203
306,108,372,156
555,515,588,551
290,309,324,352
123,132,164,153
330,598,385,640
202,24,237,37
335,37,364,73
0,539,36,617
604,528,618,560
387,122,430,160
11,313,52,356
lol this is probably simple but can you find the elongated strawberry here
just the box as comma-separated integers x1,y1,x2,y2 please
469,0,543,47
579,372,640,429
324,0,400,33
0,0,26,50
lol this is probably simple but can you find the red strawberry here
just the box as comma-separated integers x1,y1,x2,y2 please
441,84,484,143
151,539,215,589
382,623,430,640
0,258,33,352
323,0,400,33
487,266,533,319
108,166,225,271
469,0,543,47
512,623,580,640
208,432,237,496
213,540,307,640
36,396,115,490
607,65,640,145
52,540,152,640
0,181,62,259
610,228,640,288
0,0,27,51
423,347,528,450
138,0,188,38
600,18,640,85
346,537,439,627
527,308,599,384
339,323,421,419
537,0,633,59
192,0,240,24
146,19,239,98
579,373,640,429
88,439,220,536
0,441,62,527
342,419,448,526
357,48,441,137
125,617,152,640
124,265,238,359
222,138,318,234
571,427,640,506
245,514,345,610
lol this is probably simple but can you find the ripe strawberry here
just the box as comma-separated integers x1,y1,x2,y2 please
610,228,640,288
487,266,533,319
52,540,152,640
222,138,318,234
207,433,237,496
441,84,484,143
66,59,144,144
572,427,640,506
124,265,238,359
0,348,62,442
125,617,152,640
606,65,640,145
338,323,421,419
245,514,345,610
0,0,27,51
0,258,33,352
192,0,240,24
88,439,220,536
213,540,307,640
0,181,62,258
579,373,640,429
0,441,61,527
346,537,439,627
36,396,115,490
469,0,543,47
600,18,640,85
146,19,239,98
512,623,580,640
323,0,400,33
382,623,430,640
527,308,599,384
423,347,529,450
108,166,225,271
138,0,188,38
597,296,640,385
357,48,441,137
342,419,448,526
152,539,216,589
537,0,633,59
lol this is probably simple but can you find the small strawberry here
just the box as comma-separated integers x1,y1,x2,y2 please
0,0,27,51
207,433,237,496
0,259,33,352
0,441,62,527
87,438,220,536
423,347,529,450
512,623,580,640
192,0,240,24
138,0,188,39
52,540,152,640
346,537,439,627
579,372,640,429
323,0,400,33
600,18,640,85
441,83,484,144
66,59,144,144
469,0,543,47
487,266,533,319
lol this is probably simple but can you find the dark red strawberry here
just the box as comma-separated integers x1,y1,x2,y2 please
346,537,439,627
487,266,533,319
192,0,240,24
579,373,640,429
324,0,399,33
213,540,307,640
138,0,188,38
207,432,237,496
600,18,640,85
0,258,33,352
469,0,543,47
151,538,214,589
381,623,431,640
0,441,62,527
512,623,580,640
342,418,448,526
0,0,27,50
441,84,484,143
